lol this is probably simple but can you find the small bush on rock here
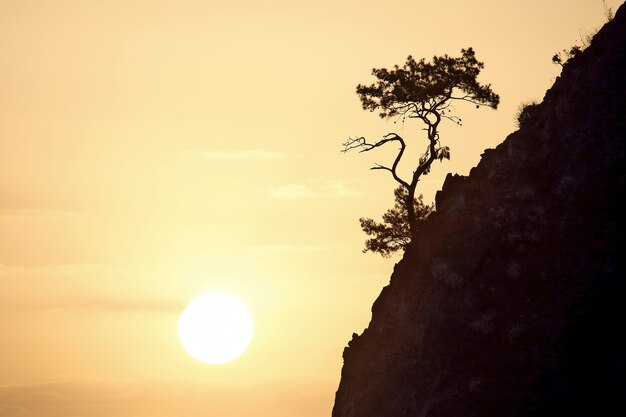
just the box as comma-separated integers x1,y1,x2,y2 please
515,100,539,128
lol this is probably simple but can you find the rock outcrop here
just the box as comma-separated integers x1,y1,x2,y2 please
333,5,626,417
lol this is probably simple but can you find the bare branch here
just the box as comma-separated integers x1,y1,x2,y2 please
450,95,495,108
342,133,410,189
371,163,393,173
442,114,463,125
342,136,368,153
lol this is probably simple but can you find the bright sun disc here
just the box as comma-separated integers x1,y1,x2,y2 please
178,292,254,365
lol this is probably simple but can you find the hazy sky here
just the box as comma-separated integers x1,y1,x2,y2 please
0,1,621,416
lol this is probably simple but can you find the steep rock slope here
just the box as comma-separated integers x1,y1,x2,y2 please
333,5,626,417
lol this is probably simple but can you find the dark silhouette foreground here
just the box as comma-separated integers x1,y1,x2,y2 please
334,4,626,417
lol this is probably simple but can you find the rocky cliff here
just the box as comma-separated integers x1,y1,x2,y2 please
333,5,626,417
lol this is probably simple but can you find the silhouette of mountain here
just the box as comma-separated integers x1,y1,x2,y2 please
333,4,626,416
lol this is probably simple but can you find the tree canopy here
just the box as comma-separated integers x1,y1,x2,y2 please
344,48,499,256
356,48,499,122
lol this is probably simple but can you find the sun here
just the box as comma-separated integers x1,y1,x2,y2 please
178,292,254,365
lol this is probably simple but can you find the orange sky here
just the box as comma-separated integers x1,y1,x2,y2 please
0,1,621,416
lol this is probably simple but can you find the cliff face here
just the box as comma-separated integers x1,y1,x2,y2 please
333,5,626,417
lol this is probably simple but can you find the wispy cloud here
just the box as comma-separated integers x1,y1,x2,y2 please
38,299,181,313
0,263,157,312
0,379,330,417
0,209,78,219
269,184,315,199
270,180,361,200
323,180,361,197
0,262,129,277
243,244,329,254
180,148,287,161
0,263,17,274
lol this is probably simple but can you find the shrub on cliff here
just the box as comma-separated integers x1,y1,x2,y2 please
359,187,433,257
515,100,539,128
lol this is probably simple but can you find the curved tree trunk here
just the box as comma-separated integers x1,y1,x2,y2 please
406,118,440,241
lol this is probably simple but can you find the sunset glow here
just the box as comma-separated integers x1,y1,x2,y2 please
0,1,621,416
178,292,254,365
